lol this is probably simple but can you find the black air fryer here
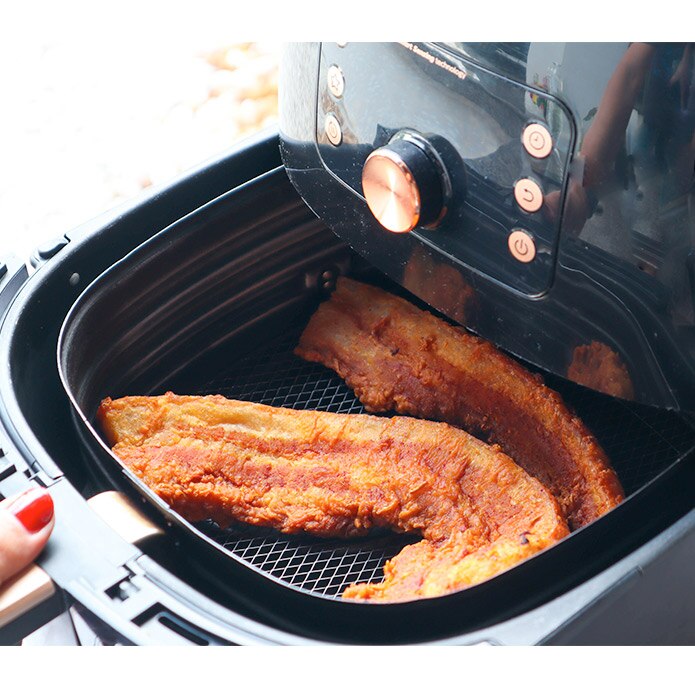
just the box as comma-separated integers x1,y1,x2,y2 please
0,42,693,645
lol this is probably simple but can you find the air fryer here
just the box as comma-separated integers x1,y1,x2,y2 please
0,42,693,645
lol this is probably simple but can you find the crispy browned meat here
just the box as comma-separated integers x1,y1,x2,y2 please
98,393,568,602
295,277,624,530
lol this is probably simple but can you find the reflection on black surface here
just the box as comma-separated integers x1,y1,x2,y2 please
316,43,575,296
444,43,694,318
441,43,531,84
402,248,478,327
555,44,694,327
567,341,635,401
284,43,695,408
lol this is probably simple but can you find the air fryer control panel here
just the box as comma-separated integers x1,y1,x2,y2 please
314,42,575,296
281,42,695,409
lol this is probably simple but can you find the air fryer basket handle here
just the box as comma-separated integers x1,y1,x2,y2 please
0,563,63,644
0,420,67,643
0,489,165,645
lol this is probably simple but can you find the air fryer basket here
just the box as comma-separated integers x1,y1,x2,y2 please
191,325,694,597
58,166,695,642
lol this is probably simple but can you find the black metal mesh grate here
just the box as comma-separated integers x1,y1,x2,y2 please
196,521,419,598
190,325,695,599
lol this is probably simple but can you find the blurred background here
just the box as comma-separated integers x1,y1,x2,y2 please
0,23,280,262
0,9,657,267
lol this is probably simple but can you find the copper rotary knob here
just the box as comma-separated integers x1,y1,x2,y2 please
362,135,447,233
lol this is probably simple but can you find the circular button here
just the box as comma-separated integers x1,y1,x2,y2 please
327,65,345,98
522,123,553,159
514,178,543,213
362,134,448,234
508,230,536,263
324,113,342,146
362,151,420,233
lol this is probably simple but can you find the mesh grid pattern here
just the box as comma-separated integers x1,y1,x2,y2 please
545,376,694,495
192,325,695,598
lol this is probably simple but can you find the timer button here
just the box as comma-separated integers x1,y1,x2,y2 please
508,230,536,263
514,178,544,213
522,123,553,159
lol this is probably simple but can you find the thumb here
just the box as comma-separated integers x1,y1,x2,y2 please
0,488,55,587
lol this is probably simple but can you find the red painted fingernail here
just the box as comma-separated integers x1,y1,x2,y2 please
9,488,54,533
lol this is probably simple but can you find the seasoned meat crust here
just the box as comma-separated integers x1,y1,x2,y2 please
98,393,568,602
295,277,623,530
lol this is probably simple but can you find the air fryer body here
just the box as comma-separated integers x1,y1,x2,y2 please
279,42,695,410
0,45,693,646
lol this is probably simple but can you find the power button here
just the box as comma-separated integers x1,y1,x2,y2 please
508,230,536,263
324,113,343,146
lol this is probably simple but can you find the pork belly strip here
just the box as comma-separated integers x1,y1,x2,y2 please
98,393,568,601
295,277,624,530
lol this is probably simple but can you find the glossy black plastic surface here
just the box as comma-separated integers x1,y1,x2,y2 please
315,43,573,296
280,42,695,410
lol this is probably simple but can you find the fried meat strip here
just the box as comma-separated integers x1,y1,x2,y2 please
98,393,568,601
295,278,624,530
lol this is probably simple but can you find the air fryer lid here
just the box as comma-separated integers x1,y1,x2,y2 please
57,167,695,643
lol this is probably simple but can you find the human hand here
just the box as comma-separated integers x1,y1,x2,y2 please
0,488,54,586
669,44,693,111
543,179,591,236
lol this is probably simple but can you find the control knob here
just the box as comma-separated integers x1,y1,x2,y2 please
361,132,450,233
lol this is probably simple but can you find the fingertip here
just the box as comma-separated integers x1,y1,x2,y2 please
0,488,55,585
6,487,54,534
